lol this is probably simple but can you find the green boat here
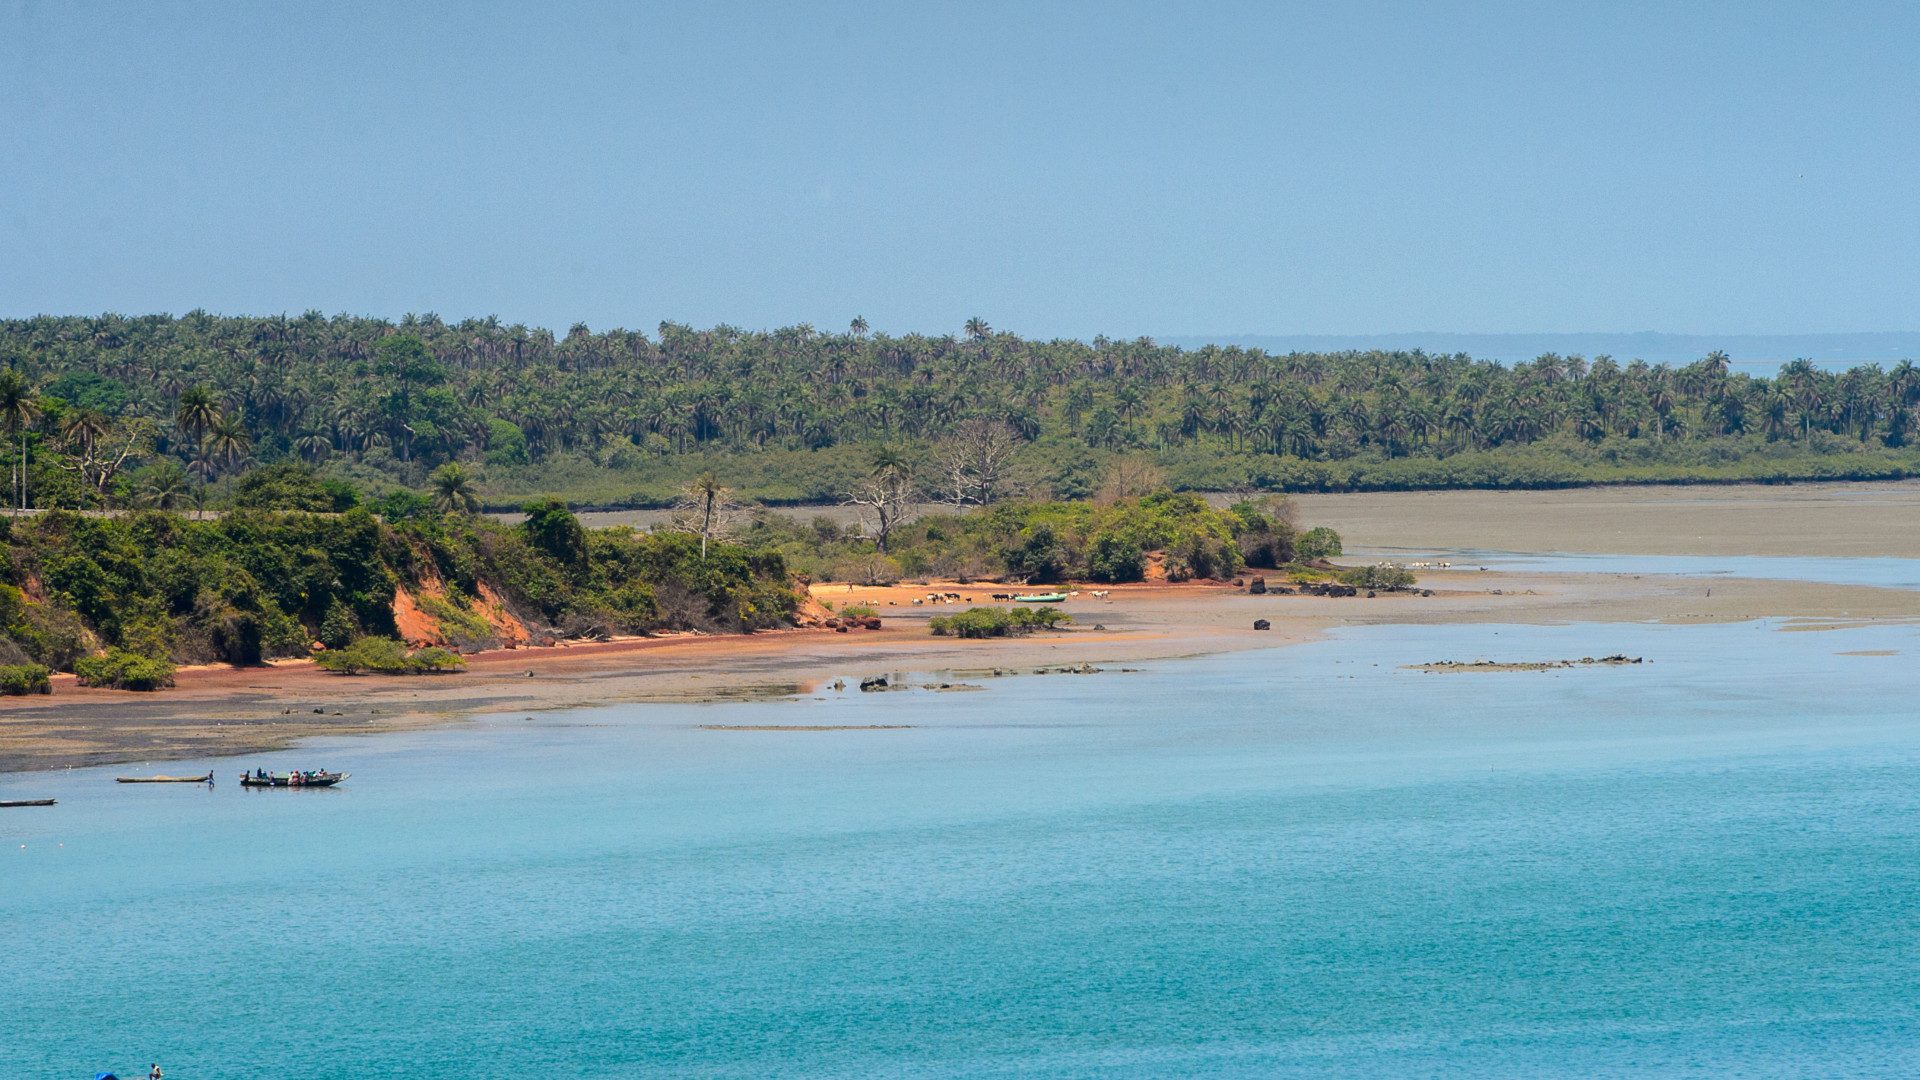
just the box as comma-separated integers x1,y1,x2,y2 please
1012,593,1068,603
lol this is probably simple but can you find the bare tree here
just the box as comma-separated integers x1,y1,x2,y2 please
54,415,153,508
936,419,1018,509
847,447,915,552
1096,455,1164,503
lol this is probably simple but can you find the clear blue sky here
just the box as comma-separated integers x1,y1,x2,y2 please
3,1,1916,340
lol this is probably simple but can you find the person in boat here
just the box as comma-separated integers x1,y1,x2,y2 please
150,1064,162,1080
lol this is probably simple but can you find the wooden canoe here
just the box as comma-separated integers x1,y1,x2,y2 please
1,798,56,807
115,772,215,784
238,771,349,788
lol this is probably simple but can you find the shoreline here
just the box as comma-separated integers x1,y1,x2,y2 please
5,566,1918,777
9,479,1920,780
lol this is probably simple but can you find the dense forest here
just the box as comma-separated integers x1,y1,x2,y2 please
2,312,1919,511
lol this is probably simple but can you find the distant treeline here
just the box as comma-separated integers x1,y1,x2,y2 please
3,312,1919,509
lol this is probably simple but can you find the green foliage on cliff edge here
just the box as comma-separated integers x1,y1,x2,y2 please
0,502,798,683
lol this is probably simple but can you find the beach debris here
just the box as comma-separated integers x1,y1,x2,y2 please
1408,655,1644,672
701,724,912,731
1031,663,1101,675
1253,619,1271,630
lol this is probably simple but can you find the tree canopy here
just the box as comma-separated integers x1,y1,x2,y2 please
0,313,1916,510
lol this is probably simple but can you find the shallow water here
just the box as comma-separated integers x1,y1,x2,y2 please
5,619,1920,1078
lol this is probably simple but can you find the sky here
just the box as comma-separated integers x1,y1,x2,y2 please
3,1,1918,341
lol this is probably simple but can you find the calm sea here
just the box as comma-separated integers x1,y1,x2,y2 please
5,618,1919,1078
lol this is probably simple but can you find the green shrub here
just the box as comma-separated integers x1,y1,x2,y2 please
1297,526,1343,559
417,592,494,649
319,600,358,650
929,606,1071,638
839,605,878,618
999,523,1070,583
0,663,51,695
1085,531,1146,582
313,636,467,675
485,419,531,466
74,649,177,690
1338,564,1417,590
234,464,347,512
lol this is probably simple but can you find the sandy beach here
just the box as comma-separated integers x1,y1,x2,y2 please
6,480,1918,777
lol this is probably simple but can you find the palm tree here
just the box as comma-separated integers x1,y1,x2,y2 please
60,407,110,455
175,385,221,445
685,470,729,559
867,444,908,480
0,370,39,514
204,414,252,501
138,463,191,509
294,427,332,463
175,385,222,501
429,462,480,515
1113,383,1145,434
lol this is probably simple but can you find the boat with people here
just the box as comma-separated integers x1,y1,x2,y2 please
1012,592,1068,603
115,772,215,784
238,769,349,788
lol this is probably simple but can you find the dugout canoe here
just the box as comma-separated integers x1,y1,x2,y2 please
115,772,215,784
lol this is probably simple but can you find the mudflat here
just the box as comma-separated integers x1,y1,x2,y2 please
1292,480,1920,557
5,481,1917,777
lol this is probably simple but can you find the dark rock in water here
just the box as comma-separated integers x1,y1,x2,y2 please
1249,576,1267,595
859,675,889,691
859,616,882,629
1366,590,1377,598
1253,619,1271,630
835,625,849,633
1092,623,1106,631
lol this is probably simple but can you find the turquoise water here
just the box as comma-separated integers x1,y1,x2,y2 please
5,619,1920,1078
